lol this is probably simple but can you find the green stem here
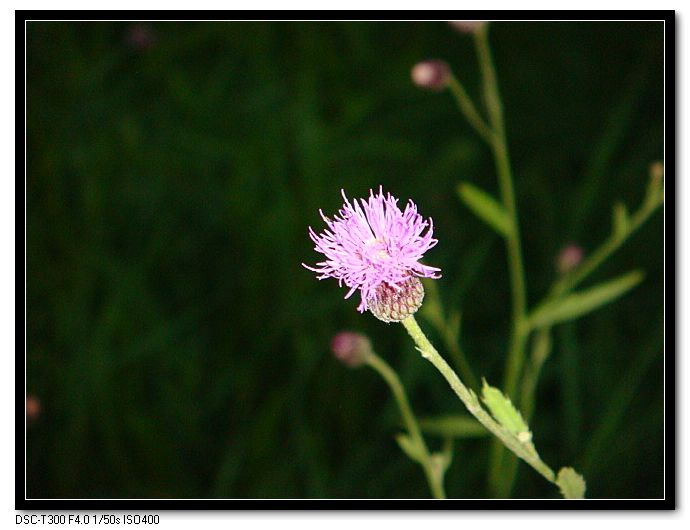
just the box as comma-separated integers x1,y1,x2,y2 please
474,24,528,400
401,316,555,485
447,76,495,145
520,329,553,423
422,281,480,391
473,24,530,497
553,192,663,297
494,328,553,497
440,325,480,392
364,351,446,499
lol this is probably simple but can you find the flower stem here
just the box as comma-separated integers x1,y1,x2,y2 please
472,24,530,498
401,316,556,485
474,24,528,401
364,350,446,499
447,76,495,145
553,190,663,297
422,280,480,391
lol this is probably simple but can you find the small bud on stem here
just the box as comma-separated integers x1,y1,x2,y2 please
556,244,584,275
448,21,487,34
331,332,372,368
411,60,451,91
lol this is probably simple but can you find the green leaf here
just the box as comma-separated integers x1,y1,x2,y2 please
457,182,512,237
528,270,644,329
556,467,587,499
419,415,488,438
394,433,424,463
481,380,531,439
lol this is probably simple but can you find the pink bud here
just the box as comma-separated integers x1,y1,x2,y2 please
449,21,487,34
556,244,584,274
26,395,41,422
331,332,372,368
649,161,664,185
411,60,451,91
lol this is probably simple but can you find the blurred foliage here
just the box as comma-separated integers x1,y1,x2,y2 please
26,21,664,499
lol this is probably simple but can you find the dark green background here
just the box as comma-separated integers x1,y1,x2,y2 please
26,21,664,499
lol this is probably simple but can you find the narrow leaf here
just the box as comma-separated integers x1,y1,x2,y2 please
481,380,530,437
556,467,587,499
529,270,644,329
457,182,512,237
419,415,488,438
394,433,424,463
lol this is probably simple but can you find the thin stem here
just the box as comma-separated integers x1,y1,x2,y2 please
364,351,446,499
401,316,556,485
447,76,495,145
422,281,480,391
553,193,663,297
493,328,554,497
473,24,530,497
439,324,480,392
520,329,553,423
474,24,528,401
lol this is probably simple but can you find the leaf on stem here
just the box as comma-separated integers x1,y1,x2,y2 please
419,414,488,438
481,379,531,441
556,467,587,499
528,270,644,329
394,433,424,463
457,182,513,238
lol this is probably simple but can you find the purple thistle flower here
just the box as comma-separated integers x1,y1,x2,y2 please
303,187,441,316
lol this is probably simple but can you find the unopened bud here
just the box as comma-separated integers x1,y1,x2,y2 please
556,244,584,274
331,332,372,368
411,60,451,91
649,161,664,184
26,395,41,422
368,277,425,323
449,21,487,33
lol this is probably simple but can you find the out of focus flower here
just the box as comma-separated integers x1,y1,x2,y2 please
649,161,664,185
26,395,41,423
449,21,487,33
411,60,451,91
331,332,372,368
125,23,156,51
556,244,584,274
304,187,440,321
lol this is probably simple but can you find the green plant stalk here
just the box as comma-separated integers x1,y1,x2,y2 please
553,192,663,297
401,316,555,485
496,328,554,496
364,351,446,499
473,24,530,497
520,328,553,423
447,76,495,145
422,281,480,391
438,322,480,392
474,23,528,402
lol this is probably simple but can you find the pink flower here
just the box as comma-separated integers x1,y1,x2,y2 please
411,60,451,91
304,187,441,314
331,331,371,368
556,244,584,274
449,21,487,33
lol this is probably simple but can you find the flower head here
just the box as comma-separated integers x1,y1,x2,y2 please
304,187,441,317
331,331,372,368
556,244,584,274
449,21,487,33
411,60,451,91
